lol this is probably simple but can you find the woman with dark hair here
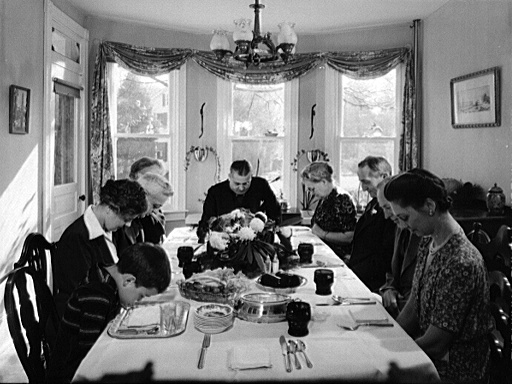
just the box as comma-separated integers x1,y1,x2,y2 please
301,161,356,258
53,179,148,317
384,168,493,382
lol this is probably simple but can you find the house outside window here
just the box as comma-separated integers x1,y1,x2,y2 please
217,79,299,205
325,67,403,210
108,63,186,212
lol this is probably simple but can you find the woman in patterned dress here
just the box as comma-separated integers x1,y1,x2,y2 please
384,168,493,382
300,162,356,258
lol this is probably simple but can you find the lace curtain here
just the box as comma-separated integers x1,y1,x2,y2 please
90,41,418,201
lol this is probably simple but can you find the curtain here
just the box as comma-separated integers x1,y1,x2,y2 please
90,41,418,200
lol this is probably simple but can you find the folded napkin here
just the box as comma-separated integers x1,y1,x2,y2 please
348,306,389,323
125,305,161,328
228,346,272,370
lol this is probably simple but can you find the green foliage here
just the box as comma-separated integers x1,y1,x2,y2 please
117,72,154,134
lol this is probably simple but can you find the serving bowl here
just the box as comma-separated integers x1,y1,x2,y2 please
235,292,292,323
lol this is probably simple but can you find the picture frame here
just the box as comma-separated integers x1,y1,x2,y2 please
9,85,31,134
450,67,500,128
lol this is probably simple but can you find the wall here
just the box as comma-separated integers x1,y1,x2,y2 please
84,17,413,216
423,0,512,201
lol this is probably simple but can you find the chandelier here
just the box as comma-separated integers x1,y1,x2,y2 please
209,0,297,68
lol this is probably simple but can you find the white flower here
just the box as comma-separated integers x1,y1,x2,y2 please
238,227,256,241
254,211,267,223
371,208,378,215
209,231,229,250
249,218,265,233
232,209,243,219
279,226,292,238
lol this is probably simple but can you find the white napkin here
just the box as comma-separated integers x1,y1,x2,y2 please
228,346,272,370
348,306,389,323
125,306,161,328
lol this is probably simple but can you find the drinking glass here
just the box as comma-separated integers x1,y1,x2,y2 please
160,303,175,334
286,300,311,337
182,261,201,279
314,268,334,295
177,246,194,267
297,243,314,264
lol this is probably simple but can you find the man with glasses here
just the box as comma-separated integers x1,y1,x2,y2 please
347,156,396,292
197,159,281,242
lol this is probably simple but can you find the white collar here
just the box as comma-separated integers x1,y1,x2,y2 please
84,205,110,240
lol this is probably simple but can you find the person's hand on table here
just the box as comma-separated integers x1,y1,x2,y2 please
381,288,400,318
311,223,327,240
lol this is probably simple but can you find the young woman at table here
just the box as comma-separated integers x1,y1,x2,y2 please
300,161,356,258
384,168,493,383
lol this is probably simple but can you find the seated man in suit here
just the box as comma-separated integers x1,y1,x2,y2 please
197,159,281,242
347,156,396,292
376,178,421,318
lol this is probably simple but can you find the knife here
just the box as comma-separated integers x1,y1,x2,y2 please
279,335,292,372
198,333,211,369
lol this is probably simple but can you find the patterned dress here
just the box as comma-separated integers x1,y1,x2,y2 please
412,230,493,382
312,188,356,257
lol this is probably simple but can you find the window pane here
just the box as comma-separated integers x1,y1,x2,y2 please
54,93,75,185
52,28,80,63
232,140,284,197
339,140,396,207
116,138,170,180
232,83,285,137
113,68,169,135
341,69,397,138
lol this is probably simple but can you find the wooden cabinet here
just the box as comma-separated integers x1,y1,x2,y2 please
451,206,512,238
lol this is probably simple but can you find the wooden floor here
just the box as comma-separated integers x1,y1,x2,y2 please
0,316,27,383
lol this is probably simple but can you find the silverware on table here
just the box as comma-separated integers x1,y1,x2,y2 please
288,340,301,370
198,333,211,369
332,295,371,302
296,339,313,368
279,335,292,372
117,325,159,335
337,322,394,331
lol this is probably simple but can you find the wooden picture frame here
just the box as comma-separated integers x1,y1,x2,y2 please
9,85,31,134
450,67,500,128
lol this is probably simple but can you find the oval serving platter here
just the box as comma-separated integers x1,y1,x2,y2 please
255,274,307,294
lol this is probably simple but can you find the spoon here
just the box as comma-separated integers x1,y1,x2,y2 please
332,295,371,302
337,322,394,331
288,340,301,370
295,339,313,368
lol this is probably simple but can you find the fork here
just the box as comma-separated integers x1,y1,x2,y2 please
198,333,211,369
337,322,394,331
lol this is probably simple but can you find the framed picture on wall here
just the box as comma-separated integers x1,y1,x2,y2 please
9,85,31,134
450,67,500,128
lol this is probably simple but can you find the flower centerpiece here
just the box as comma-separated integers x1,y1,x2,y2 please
198,208,278,278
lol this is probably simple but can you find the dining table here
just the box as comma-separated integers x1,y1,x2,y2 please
73,226,440,382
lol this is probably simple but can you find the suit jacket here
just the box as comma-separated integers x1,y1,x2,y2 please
53,216,115,318
380,227,421,309
348,198,396,292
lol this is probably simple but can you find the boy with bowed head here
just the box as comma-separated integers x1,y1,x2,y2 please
53,179,148,318
384,168,493,382
47,242,171,383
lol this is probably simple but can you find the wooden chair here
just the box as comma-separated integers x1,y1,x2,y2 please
479,225,511,280
4,266,60,383
487,270,511,384
14,233,56,287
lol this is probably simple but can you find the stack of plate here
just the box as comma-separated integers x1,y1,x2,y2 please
194,303,234,334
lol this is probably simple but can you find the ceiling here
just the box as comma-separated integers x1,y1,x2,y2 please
64,0,451,35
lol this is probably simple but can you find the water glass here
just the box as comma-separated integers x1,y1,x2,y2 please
314,268,334,295
177,246,194,267
297,243,314,264
286,300,311,337
160,304,175,334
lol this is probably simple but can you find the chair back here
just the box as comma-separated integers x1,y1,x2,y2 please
487,270,511,384
4,266,60,383
479,225,511,280
14,233,56,287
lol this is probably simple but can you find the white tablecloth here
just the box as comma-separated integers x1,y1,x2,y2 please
73,226,439,382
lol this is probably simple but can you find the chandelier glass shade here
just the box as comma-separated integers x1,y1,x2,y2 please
209,0,297,68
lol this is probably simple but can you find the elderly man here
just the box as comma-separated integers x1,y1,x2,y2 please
197,159,281,242
347,156,396,292
113,172,173,253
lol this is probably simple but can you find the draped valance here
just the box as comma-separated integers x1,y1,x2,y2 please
90,41,417,201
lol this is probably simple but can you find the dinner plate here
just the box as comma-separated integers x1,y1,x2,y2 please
255,274,307,294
